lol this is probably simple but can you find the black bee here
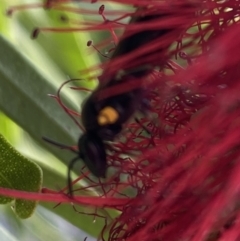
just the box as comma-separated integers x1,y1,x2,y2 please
44,7,179,194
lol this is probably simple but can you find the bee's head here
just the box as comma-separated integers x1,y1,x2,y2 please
78,133,107,178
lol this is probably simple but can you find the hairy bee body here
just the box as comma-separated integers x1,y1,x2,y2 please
45,7,179,191
79,9,174,177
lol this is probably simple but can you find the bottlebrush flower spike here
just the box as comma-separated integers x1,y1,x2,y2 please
6,0,240,240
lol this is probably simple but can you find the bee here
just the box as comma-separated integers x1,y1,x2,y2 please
44,6,178,194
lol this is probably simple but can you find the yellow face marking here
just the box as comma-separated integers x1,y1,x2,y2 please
97,106,119,126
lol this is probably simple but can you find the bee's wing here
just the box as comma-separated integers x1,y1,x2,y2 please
98,7,174,88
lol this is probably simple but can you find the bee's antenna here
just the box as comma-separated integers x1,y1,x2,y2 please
67,156,80,197
42,136,81,196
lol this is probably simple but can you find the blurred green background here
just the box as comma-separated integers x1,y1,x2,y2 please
0,0,129,240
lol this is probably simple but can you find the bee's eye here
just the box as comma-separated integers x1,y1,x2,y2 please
78,134,107,178
97,106,119,126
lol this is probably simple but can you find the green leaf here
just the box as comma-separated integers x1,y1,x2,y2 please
0,205,96,241
0,33,118,236
0,33,80,167
5,0,100,83
0,134,42,219
16,8,100,80
0,1,121,237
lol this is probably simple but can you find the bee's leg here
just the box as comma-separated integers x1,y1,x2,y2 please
42,137,78,154
134,117,151,135
139,98,152,112
134,117,156,147
137,97,155,123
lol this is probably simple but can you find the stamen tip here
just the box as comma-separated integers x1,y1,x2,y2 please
99,5,104,15
87,40,92,47
32,28,40,39
60,14,69,23
6,9,13,16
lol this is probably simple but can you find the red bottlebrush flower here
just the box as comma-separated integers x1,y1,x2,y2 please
5,0,240,240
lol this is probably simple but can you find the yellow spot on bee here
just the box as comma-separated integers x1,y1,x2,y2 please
98,106,119,125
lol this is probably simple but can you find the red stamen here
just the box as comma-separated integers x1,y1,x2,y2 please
7,1,240,240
